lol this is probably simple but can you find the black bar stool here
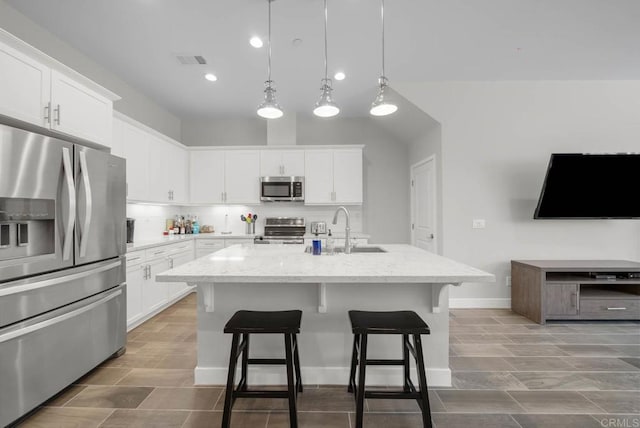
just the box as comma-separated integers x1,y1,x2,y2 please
221,310,303,428
347,310,432,428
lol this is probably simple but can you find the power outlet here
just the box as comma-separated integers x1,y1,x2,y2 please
472,219,486,229
506,276,511,287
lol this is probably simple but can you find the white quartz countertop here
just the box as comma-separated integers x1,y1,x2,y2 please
156,244,495,284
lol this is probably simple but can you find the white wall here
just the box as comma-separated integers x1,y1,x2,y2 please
181,118,266,146
0,0,182,140
395,81,640,304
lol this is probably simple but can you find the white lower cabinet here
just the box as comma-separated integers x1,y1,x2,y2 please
125,241,195,330
195,238,253,258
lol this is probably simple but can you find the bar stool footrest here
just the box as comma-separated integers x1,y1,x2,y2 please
234,390,291,399
247,358,287,365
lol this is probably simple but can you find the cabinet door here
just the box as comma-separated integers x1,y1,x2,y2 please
333,149,363,204
545,284,579,316
0,42,49,127
168,144,188,204
111,117,125,157
190,150,225,203
224,239,253,248
281,150,305,176
123,122,149,201
225,150,260,204
50,70,112,147
147,135,172,202
145,258,170,313
260,151,283,176
167,251,194,299
126,264,145,328
304,150,334,204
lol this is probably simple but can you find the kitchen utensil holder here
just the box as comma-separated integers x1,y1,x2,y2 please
246,222,255,235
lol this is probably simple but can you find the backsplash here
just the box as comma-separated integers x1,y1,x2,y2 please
127,203,364,242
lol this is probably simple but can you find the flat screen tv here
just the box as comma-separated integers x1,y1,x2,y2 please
534,153,640,219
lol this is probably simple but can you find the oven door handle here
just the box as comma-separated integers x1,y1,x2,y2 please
0,288,122,344
61,147,76,261
78,150,92,258
0,260,121,298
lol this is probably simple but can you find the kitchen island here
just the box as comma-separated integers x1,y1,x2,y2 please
156,244,494,387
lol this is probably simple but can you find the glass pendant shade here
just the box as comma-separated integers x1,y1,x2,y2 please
369,77,397,116
257,83,283,119
313,79,339,118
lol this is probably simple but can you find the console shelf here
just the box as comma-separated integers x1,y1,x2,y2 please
511,260,640,324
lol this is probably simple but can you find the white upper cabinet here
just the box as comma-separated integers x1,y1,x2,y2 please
49,70,113,146
190,150,225,204
190,150,260,204
305,148,363,205
0,31,118,147
260,150,305,177
118,113,188,203
333,149,363,204
225,150,260,204
122,121,150,201
0,42,50,126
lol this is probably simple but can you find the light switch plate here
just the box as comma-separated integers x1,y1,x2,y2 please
472,219,486,229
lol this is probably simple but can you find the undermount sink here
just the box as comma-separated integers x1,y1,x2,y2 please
334,246,387,253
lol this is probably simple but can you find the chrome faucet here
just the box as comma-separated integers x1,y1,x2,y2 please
332,206,351,254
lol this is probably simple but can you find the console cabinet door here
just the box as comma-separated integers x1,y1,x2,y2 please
545,283,579,316
225,150,260,204
190,150,225,203
304,150,334,204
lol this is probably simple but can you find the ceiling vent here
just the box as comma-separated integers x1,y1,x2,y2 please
175,55,207,65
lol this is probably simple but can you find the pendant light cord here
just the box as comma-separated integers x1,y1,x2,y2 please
267,0,272,83
381,0,385,78
323,0,328,81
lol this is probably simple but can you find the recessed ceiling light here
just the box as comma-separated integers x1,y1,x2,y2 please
204,73,217,82
334,71,345,81
250,36,263,48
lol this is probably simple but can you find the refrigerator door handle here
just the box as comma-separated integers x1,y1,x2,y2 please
0,260,122,298
78,150,93,258
61,147,76,261
0,288,122,344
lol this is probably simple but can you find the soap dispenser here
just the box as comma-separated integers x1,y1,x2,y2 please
326,229,334,255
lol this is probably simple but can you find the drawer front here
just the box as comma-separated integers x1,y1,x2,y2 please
146,246,170,261
126,250,145,268
196,240,225,250
166,242,193,255
580,299,640,319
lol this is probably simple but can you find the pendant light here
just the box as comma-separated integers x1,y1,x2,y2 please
370,0,398,116
257,0,283,119
313,0,339,118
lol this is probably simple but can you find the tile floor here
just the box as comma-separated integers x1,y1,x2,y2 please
17,294,640,428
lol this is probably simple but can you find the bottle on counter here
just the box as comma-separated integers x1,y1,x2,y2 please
180,216,186,235
192,215,200,234
326,229,334,255
173,215,180,235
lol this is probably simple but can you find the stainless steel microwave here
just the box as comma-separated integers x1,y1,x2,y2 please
260,176,304,202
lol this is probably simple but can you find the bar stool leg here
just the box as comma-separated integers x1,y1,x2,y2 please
239,333,249,391
292,334,303,393
221,333,241,428
402,334,410,392
347,333,359,394
284,333,298,428
413,334,433,428
355,334,368,428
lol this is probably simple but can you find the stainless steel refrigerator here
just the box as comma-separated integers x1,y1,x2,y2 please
0,123,127,426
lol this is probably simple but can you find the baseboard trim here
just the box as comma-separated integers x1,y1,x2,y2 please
195,366,451,388
449,298,511,309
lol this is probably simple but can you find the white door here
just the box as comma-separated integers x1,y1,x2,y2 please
190,150,225,203
147,135,172,202
169,144,188,204
333,149,363,204
50,70,112,147
0,42,49,127
225,150,260,204
259,151,283,176
280,150,305,176
111,117,125,157
411,157,437,253
123,122,149,201
126,263,145,328
304,150,334,204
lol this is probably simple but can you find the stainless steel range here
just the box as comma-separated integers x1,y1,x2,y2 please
254,217,306,244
